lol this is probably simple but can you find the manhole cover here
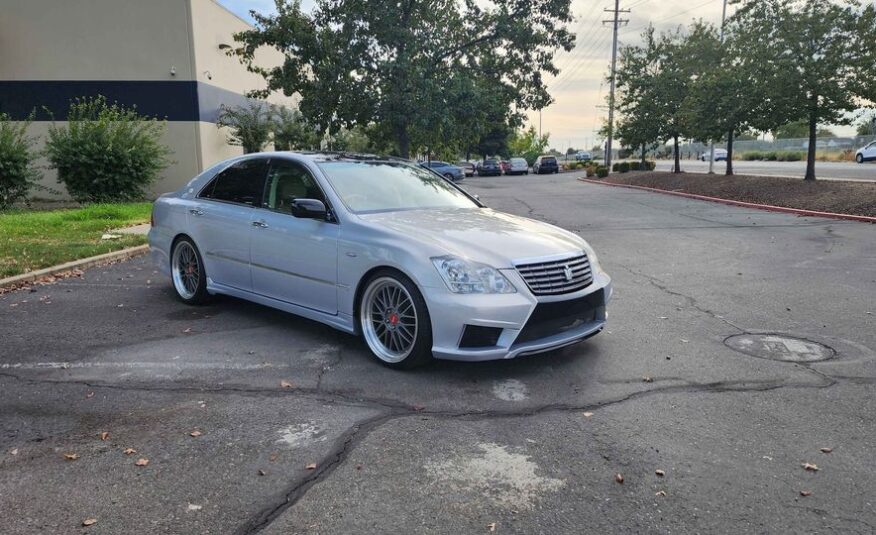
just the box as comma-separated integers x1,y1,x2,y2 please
724,334,835,363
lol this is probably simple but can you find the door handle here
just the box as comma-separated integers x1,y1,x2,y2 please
252,220,269,229
189,208,204,216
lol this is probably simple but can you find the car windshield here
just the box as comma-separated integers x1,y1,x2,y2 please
317,160,478,214
543,157,557,163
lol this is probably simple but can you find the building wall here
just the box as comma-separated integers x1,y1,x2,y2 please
0,0,296,200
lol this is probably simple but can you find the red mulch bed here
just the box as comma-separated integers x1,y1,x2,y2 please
597,172,876,218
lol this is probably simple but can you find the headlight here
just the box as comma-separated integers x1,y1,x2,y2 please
431,256,516,294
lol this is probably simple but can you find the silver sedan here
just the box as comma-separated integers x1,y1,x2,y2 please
149,153,612,368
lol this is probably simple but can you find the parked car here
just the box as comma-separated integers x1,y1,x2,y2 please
532,155,559,174
149,153,611,368
420,160,464,181
457,161,476,177
506,157,530,175
699,148,728,162
477,159,502,176
575,151,593,162
855,141,876,163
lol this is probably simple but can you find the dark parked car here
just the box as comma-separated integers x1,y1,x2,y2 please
533,155,559,175
477,159,502,176
457,161,476,177
420,161,464,181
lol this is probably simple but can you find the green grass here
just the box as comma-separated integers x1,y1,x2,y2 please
0,203,152,278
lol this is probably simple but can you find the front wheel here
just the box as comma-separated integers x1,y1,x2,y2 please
857,154,864,164
359,271,433,369
171,237,210,305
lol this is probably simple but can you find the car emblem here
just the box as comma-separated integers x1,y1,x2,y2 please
563,264,574,282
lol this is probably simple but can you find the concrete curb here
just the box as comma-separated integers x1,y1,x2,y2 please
0,245,150,290
578,178,876,224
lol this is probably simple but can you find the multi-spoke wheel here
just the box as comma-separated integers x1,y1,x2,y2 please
360,271,432,368
171,237,209,304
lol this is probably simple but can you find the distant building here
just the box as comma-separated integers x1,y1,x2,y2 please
0,0,293,198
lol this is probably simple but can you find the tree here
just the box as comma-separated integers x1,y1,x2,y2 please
773,120,836,139
508,126,549,165
731,0,867,180
273,106,321,151
234,0,574,158
857,113,876,137
0,112,42,208
216,101,273,153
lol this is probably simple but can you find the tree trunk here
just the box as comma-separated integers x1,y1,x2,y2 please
641,144,646,167
673,134,681,173
397,124,411,160
805,104,817,181
725,128,734,176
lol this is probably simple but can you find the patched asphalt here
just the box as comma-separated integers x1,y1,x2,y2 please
1,173,875,534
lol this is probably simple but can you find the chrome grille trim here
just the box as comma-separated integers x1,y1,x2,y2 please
515,254,594,296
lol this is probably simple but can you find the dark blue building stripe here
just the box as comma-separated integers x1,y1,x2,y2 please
0,80,254,122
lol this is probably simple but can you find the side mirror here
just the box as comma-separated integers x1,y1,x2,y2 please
290,198,327,220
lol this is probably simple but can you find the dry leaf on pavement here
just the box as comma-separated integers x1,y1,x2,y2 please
643,376,654,383
123,448,137,455
258,469,267,476
487,522,497,532
10,448,18,456
583,412,594,418
802,462,819,472
135,458,150,467
64,452,79,461
190,430,203,437
800,490,812,497
655,469,665,477
82,518,97,527
820,447,833,454
182,327,193,333
655,490,667,497
615,473,624,484
99,432,109,441
280,380,294,389
85,391,95,399
305,463,317,470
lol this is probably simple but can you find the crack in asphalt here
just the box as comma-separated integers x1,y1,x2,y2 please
616,264,747,332
782,504,876,532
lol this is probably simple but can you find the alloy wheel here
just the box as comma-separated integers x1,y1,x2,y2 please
172,241,200,300
361,277,418,363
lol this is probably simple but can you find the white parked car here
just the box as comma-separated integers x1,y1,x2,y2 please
855,141,876,163
149,153,612,368
699,148,728,162
506,157,530,175
575,151,593,161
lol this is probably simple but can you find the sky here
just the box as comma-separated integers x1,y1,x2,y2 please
216,0,856,150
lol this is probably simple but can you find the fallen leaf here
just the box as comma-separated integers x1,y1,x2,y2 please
258,469,267,476
487,522,497,532
655,490,667,497
123,448,137,455
135,458,150,467
269,452,279,462
583,412,594,418
64,452,79,461
643,376,654,383
412,405,426,412
680,339,689,343
615,473,624,484
655,469,665,477
802,462,819,472
82,518,97,527
100,432,109,441
800,490,812,497
187,504,202,511
658,316,668,320
305,463,317,470
820,447,833,454
10,448,19,456
182,327,193,334
85,391,95,399
190,430,202,437
280,380,294,389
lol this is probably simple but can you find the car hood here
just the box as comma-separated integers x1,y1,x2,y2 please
358,207,585,267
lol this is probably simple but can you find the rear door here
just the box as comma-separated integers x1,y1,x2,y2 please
250,159,340,314
188,158,269,291
865,142,876,160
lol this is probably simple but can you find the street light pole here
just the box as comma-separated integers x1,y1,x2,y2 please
708,0,729,174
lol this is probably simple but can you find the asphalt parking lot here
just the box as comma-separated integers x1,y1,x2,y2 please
2,174,875,534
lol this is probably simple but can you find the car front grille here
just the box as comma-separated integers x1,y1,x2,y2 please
514,288,604,345
515,254,593,296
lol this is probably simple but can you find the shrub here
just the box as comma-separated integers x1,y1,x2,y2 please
741,151,761,161
646,161,657,171
630,161,641,171
611,163,620,172
217,101,273,154
778,151,804,162
45,96,171,203
586,167,595,177
619,162,631,173
596,166,609,178
0,113,41,209
764,151,778,161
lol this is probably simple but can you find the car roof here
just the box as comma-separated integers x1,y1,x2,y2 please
256,151,409,164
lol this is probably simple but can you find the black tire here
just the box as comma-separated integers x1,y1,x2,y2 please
358,269,433,369
857,154,864,164
444,173,454,180
170,236,211,305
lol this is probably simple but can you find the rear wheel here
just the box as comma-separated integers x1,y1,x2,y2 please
171,237,210,305
857,154,864,164
359,271,433,369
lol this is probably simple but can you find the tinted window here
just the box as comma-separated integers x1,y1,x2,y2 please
201,159,268,205
543,157,557,164
264,160,325,213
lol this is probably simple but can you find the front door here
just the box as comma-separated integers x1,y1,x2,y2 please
250,159,339,314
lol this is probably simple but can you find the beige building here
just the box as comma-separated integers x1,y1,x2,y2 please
0,0,293,198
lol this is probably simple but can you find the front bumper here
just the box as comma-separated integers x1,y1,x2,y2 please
428,271,612,361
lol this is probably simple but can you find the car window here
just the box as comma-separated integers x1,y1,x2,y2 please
264,160,326,213
200,158,269,206
543,157,557,163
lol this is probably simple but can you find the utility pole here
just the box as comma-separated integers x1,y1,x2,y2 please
707,0,729,174
604,0,629,170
